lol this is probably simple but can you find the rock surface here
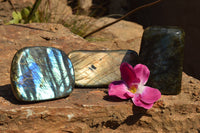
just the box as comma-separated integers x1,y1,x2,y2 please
38,0,72,23
88,17,143,53
0,23,199,132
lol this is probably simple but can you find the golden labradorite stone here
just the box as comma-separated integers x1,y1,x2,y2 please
10,46,75,102
68,50,139,87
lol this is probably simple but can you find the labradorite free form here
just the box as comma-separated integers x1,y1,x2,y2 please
68,50,139,87
139,26,185,95
10,47,75,102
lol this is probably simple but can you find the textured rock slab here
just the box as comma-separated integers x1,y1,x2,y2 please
88,17,143,54
139,26,185,95
68,50,139,87
0,23,199,133
0,73,200,132
10,46,75,102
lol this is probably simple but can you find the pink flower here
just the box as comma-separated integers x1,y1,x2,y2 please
108,63,161,109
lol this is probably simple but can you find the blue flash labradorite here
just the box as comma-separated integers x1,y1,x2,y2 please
10,47,75,102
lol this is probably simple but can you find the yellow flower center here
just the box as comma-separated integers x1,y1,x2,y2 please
129,85,137,94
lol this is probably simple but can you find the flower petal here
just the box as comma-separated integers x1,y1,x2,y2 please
120,63,140,88
140,86,161,104
108,81,134,99
132,94,154,109
133,64,150,85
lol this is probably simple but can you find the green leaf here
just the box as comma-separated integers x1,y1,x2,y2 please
33,11,40,22
12,11,22,20
21,8,30,19
7,11,22,24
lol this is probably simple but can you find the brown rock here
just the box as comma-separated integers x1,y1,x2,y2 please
196,107,200,113
88,17,143,54
38,0,72,23
0,23,199,132
78,0,93,15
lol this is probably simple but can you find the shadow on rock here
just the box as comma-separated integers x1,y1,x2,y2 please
0,84,22,104
0,84,72,105
11,24,55,33
103,93,150,126
103,94,129,102
122,105,151,125
103,90,130,102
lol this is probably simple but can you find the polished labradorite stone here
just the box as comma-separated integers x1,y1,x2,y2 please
68,50,139,87
10,47,75,102
139,26,185,95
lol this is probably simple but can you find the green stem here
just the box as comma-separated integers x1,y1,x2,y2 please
25,0,42,24
8,0,17,13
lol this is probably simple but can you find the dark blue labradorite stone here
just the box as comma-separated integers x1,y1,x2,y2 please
10,47,75,102
139,26,185,95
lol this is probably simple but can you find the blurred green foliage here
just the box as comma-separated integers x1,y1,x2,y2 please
7,7,40,24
